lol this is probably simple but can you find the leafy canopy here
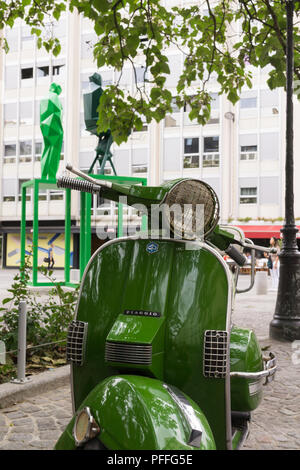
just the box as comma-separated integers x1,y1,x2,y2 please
1,0,300,143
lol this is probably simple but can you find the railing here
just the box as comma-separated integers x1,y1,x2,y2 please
4,301,69,384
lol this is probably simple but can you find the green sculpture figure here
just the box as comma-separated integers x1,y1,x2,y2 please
40,83,63,180
83,73,116,175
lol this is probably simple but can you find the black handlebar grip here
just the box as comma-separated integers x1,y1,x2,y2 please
57,176,100,194
225,244,247,267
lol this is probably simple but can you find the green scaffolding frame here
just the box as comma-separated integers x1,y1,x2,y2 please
79,174,148,279
20,178,72,287
20,175,147,287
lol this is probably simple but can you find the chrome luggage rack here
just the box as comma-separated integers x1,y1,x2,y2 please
230,352,277,385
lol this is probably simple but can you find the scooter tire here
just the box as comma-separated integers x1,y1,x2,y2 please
79,438,107,450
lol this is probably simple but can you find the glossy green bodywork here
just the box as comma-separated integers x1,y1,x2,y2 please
55,375,216,450
107,314,165,379
70,238,231,449
230,327,264,411
99,178,188,210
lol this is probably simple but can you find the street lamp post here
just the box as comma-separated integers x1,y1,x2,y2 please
269,0,300,341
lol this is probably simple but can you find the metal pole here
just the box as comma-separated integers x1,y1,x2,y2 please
270,0,300,341
11,301,31,384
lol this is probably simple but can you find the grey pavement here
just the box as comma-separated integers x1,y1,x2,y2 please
0,272,300,450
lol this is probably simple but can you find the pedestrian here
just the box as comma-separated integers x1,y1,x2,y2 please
269,237,280,290
47,243,55,271
264,252,272,276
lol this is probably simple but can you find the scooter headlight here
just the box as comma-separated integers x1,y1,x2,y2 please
73,406,100,446
162,179,219,240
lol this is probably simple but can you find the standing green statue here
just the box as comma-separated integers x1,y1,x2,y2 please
40,83,63,180
83,73,116,175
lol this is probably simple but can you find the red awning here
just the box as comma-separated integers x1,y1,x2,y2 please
236,225,300,239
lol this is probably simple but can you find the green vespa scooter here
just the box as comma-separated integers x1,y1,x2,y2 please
54,167,277,451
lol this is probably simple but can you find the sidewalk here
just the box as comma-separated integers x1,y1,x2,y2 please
233,275,300,450
0,273,299,450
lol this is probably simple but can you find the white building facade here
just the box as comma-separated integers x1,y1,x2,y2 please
0,7,300,267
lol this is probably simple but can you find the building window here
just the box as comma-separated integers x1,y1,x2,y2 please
38,190,47,201
34,141,43,161
240,96,257,108
60,140,64,160
240,187,257,204
132,164,148,174
18,179,31,201
3,196,16,202
21,36,34,50
53,64,65,76
203,153,219,167
136,66,149,83
133,124,148,132
6,28,19,52
21,67,33,80
36,66,49,78
4,103,17,126
203,136,219,167
5,66,19,89
21,26,34,50
19,101,33,125
4,143,17,163
49,190,64,201
184,138,199,168
209,92,220,110
19,140,32,162
35,100,41,125
240,145,258,160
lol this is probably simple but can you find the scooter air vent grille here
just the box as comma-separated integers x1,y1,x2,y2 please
66,320,88,366
105,341,152,365
203,330,228,378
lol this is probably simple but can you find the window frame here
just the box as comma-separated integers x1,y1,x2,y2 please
239,187,258,204
183,137,200,169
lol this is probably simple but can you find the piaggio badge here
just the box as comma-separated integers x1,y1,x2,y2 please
146,242,159,254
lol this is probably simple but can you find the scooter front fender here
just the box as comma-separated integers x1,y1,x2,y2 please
55,375,216,450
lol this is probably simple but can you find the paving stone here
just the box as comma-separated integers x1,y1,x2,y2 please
38,430,62,440
8,433,34,441
2,410,27,419
28,440,56,449
7,418,33,426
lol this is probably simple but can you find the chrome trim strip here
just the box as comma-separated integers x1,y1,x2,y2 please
230,353,277,384
230,368,276,380
236,238,255,294
71,235,233,450
163,384,203,448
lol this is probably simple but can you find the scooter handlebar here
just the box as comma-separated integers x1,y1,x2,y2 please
242,242,278,254
57,175,101,194
224,245,247,267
